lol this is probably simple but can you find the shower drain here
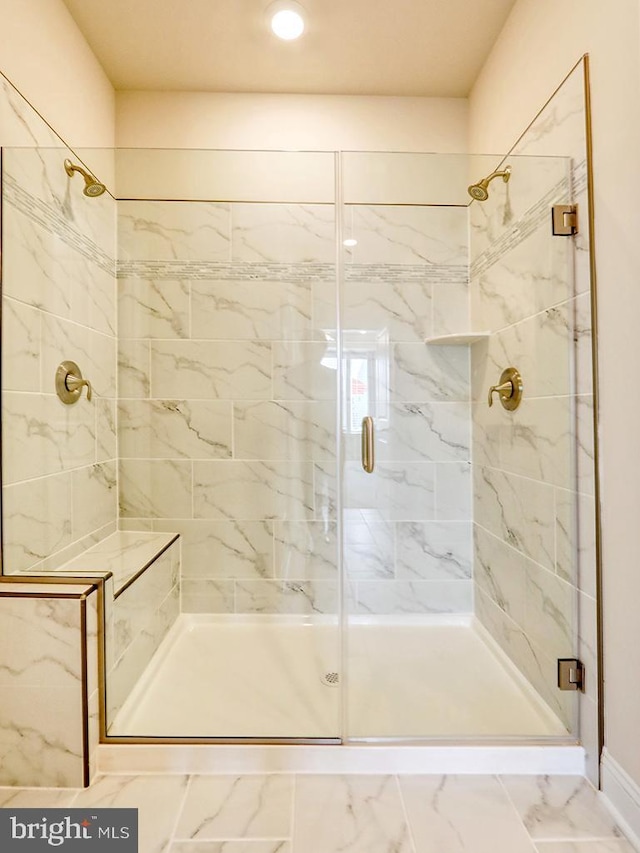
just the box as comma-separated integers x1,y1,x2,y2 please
322,671,340,687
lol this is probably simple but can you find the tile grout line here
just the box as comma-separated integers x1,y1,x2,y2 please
166,773,193,849
290,773,297,853
394,773,419,853
496,774,539,848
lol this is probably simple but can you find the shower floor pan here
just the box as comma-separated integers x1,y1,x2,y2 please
108,614,568,741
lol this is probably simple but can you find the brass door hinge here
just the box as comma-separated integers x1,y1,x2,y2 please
552,204,579,236
557,658,585,691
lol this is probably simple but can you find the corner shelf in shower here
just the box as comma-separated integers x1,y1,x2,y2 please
424,332,491,346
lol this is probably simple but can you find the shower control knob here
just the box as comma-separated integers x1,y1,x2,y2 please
55,361,93,404
488,367,523,411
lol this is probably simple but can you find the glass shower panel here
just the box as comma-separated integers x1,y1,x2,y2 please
109,149,341,739
340,151,580,740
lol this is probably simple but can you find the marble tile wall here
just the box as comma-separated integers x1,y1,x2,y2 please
470,63,596,761
117,198,473,616
106,540,180,724
1,75,118,577
0,584,99,788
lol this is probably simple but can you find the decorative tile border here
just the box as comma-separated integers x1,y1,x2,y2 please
471,158,587,279
116,259,468,284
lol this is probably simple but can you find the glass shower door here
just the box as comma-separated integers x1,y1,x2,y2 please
339,151,581,740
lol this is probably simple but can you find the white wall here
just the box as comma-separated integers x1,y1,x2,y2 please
116,91,468,153
469,0,640,788
0,0,115,148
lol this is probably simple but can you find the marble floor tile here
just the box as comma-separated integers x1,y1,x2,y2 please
399,775,536,853
500,776,622,841
171,844,291,853
293,775,414,853
174,775,293,841
71,773,189,853
0,787,80,807
535,843,635,853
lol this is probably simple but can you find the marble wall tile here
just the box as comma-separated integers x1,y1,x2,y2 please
293,775,413,853
119,459,193,518
474,524,527,626
349,205,468,266
435,462,473,520
474,467,555,570
500,776,622,841
175,774,293,841
342,280,433,342
231,203,334,263
2,205,73,318
96,397,117,462
0,685,84,787
524,562,575,662
471,302,573,404
471,223,571,333
155,519,274,579
41,313,116,399
344,519,395,579
355,579,473,615
0,595,86,787
577,590,598,705
432,281,470,336
118,278,190,339
235,579,338,615
498,396,572,488
118,200,231,261
118,339,151,398
273,341,337,401
2,394,95,484
191,279,313,341
2,298,41,391
274,520,338,580
108,583,179,721
400,775,536,853
576,394,595,497
396,521,472,580
72,461,117,540
234,400,335,461
119,399,232,459
475,589,573,728
344,461,436,521
151,340,272,400
181,579,235,613
194,460,314,521
390,343,469,402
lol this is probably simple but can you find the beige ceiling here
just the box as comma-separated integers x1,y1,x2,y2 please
61,0,517,96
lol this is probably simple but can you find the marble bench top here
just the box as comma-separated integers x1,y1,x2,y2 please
55,531,179,597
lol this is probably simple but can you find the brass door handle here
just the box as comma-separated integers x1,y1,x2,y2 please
488,367,523,411
361,416,375,474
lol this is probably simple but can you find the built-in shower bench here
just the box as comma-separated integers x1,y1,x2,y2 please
55,530,182,727
55,530,179,598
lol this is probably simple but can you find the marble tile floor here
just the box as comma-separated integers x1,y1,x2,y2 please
0,774,633,853
109,616,566,738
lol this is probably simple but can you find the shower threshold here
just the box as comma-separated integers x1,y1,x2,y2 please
102,614,582,773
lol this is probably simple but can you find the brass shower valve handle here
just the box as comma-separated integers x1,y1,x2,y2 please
488,367,523,411
55,361,93,404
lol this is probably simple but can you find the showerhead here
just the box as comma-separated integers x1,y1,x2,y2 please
467,165,511,202
64,158,106,198
468,182,490,202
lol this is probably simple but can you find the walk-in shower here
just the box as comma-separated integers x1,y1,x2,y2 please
0,62,598,754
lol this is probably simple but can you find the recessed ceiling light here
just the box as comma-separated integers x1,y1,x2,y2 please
268,1,306,40
343,238,358,247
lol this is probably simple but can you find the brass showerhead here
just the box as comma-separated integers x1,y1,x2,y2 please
64,158,106,198
468,165,511,202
